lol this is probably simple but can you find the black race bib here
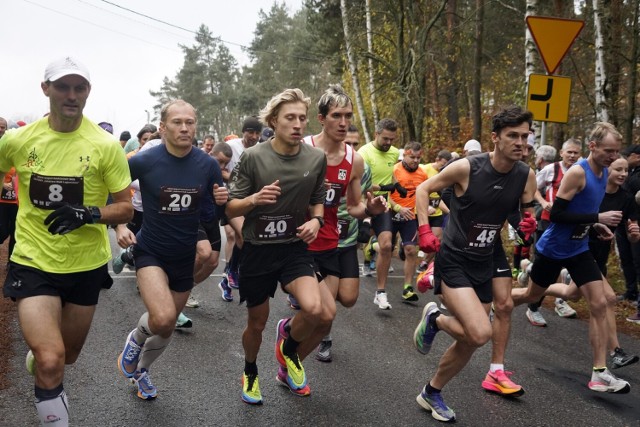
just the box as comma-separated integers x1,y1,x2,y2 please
255,214,296,240
29,174,83,209
158,186,201,215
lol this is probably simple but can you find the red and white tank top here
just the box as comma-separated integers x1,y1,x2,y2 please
304,135,354,251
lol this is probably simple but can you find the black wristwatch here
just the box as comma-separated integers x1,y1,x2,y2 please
312,215,325,227
88,206,102,223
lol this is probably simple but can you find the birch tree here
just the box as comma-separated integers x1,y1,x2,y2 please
341,0,371,142
365,0,379,124
593,0,610,122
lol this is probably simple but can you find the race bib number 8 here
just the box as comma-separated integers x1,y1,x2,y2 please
466,221,501,253
29,174,83,209
256,214,296,240
159,186,200,215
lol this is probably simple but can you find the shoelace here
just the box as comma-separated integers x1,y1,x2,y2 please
124,341,141,362
246,374,257,391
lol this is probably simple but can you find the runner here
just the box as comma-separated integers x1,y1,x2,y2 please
226,88,328,404
0,56,132,427
116,99,226,400
412,106,536,422
512,122,631,394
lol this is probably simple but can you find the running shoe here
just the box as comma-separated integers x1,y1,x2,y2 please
511,268,519,279
559,268,571,285
363,262,373,277
276,366,311,397
413,302,440,355
489,303,495,323
370,259,376,271
416,387,455,422
118,329,142,378
185,294,200,308
133,369,157,400
416,261,434,293
388,264,394,273
554,299,577,318
219,277,233,302
315,339,332,363
175,312,193,328
481,369,524,396
416,259,428,273
588,368,630,393
516,263,530,287
274,317,290,367
288,294,301,310
610,347,639,369
525,308,547,327
228,269,239,289
398,243,406,261
25,350,35,376
241,372,263,405
402,286,419,302
373,291,392,309
626,312,640,324
112,249,126,275
276,340,307,390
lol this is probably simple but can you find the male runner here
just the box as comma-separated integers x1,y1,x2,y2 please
116,100,226,400
1,56,132,426
512,122,631,394
300,85,387,362
226,88,327,404
412,106,536,422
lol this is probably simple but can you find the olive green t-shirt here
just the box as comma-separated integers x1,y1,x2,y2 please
228,140,327,244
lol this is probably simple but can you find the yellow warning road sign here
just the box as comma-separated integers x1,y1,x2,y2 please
526,16,584,74
527,74,572,123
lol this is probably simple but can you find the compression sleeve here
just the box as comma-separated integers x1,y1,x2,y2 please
549,196,598,224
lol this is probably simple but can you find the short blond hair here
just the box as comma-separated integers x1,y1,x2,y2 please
589,122,622,145
259,88,310,129
160,99,197,123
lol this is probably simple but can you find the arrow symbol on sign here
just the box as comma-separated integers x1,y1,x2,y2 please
530,78,553,118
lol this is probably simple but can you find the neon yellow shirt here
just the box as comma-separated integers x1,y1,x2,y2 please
421,163,443,217
357,142,399,197
0,117,131,273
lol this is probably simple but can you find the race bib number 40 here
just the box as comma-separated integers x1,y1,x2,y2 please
466,221,501,253
29,174,83,209
256,214,296,240
159,186,200,215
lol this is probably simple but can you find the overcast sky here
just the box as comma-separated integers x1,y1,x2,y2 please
1,0,302,136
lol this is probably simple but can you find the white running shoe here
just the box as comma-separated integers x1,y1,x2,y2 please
185,294,200,308
525,308,547,327
554,299,577,318
374,291,392,310
588,368,630,393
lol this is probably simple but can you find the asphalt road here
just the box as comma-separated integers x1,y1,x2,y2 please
1,231,640,426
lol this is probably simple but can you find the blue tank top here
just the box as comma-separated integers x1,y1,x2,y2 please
536,158,607,259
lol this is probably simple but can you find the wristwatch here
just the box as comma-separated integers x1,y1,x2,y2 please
312,215,325,227
88,206,102,223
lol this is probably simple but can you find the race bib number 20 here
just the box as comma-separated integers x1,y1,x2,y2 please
158,186,200,215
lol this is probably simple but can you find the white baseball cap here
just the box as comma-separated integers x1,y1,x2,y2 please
463,139,482,152
44,56,91,83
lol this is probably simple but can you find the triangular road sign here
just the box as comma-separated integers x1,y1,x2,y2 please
526,16,584,74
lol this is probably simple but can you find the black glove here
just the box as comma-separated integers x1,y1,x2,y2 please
44,202,94,235
394,182,408,198
357,221,372,243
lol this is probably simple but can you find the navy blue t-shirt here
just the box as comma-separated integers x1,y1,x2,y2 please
129,144,223,258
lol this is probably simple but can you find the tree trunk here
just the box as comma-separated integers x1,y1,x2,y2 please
340,0,371,142
608,0,622,127
445,0,460,141
593,0,610,122
472,0,484,141
365,0,379,124
525,0,542,144
624,0,640,145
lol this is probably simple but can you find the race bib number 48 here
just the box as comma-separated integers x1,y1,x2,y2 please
466,221,501,253
29,174,83,209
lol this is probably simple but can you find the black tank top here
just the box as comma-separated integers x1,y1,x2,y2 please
443,153,529,261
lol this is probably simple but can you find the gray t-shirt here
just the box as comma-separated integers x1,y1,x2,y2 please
228,141,327,244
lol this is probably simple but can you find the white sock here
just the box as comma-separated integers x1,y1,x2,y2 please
490,363,504,373
132,312,153,344
137,334,173,372
35,387,69,426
